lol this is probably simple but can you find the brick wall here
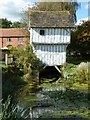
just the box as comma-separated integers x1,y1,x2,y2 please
0,28,30,49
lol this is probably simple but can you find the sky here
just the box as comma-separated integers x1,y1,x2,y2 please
0,0,90,24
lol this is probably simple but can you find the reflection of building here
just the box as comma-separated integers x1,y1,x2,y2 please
0,28,29,49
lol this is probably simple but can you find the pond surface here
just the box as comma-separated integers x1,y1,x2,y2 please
16,82,88,119
16,84,57,118
16,82,65,118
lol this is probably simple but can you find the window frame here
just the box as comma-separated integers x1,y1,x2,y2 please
7,38,12,42
40,29,45,36
18,37,23,43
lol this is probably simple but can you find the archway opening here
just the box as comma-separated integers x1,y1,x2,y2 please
39,66,61,81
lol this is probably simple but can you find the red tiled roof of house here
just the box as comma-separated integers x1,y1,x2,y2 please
0,28,29,37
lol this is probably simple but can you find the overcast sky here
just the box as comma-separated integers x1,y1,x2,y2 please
0,0,34,22
0,0,90,23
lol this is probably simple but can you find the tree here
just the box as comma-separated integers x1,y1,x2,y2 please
68,21,90,58
77,21,90,42
9,45,43,81
0,18,12,28
20,9,30,29
0,18,27,28
12,21,26,28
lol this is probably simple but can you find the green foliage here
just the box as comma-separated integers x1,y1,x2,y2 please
2,65,27,101
68,21,90,58
11,21,26,28
60,62,89,89
0,96,34,120
1,96,18,120
66,55,90,65
77,21,90,42
0,18,27,28
9,45,43,80
2,65,24,84
11,45,38,69
2,44,43,102
41,62,88,91
0,18,12,28
2,81,16,102
76,62,89,83
72,82,88,91
42,89,87,102
60,63,77,87
6,45,43,97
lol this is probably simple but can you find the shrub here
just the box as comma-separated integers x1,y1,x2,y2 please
2,65,27,101
1,96,18,120
76,62,89,83
0,96,35,120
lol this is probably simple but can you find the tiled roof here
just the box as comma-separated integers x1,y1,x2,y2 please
0,28,28,38
30,11,74,28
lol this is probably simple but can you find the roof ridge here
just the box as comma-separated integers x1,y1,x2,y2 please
30,10,70,13
0,28,26,30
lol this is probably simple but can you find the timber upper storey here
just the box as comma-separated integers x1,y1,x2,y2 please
30,11,75,28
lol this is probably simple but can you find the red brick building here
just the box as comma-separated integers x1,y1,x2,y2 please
0,28,30,49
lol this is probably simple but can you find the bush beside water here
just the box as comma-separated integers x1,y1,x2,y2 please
76,62,89,82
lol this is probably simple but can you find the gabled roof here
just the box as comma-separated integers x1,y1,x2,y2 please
30,11,74,28
0,28,28,38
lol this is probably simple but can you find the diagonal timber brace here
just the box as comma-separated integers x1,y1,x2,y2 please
54,65,61,74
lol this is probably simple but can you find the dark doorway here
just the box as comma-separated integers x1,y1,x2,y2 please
39,66,61,80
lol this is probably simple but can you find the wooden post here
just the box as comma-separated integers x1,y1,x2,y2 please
5,53,8,65
1,47,8,65
2,38,3,48
0,67,2,114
